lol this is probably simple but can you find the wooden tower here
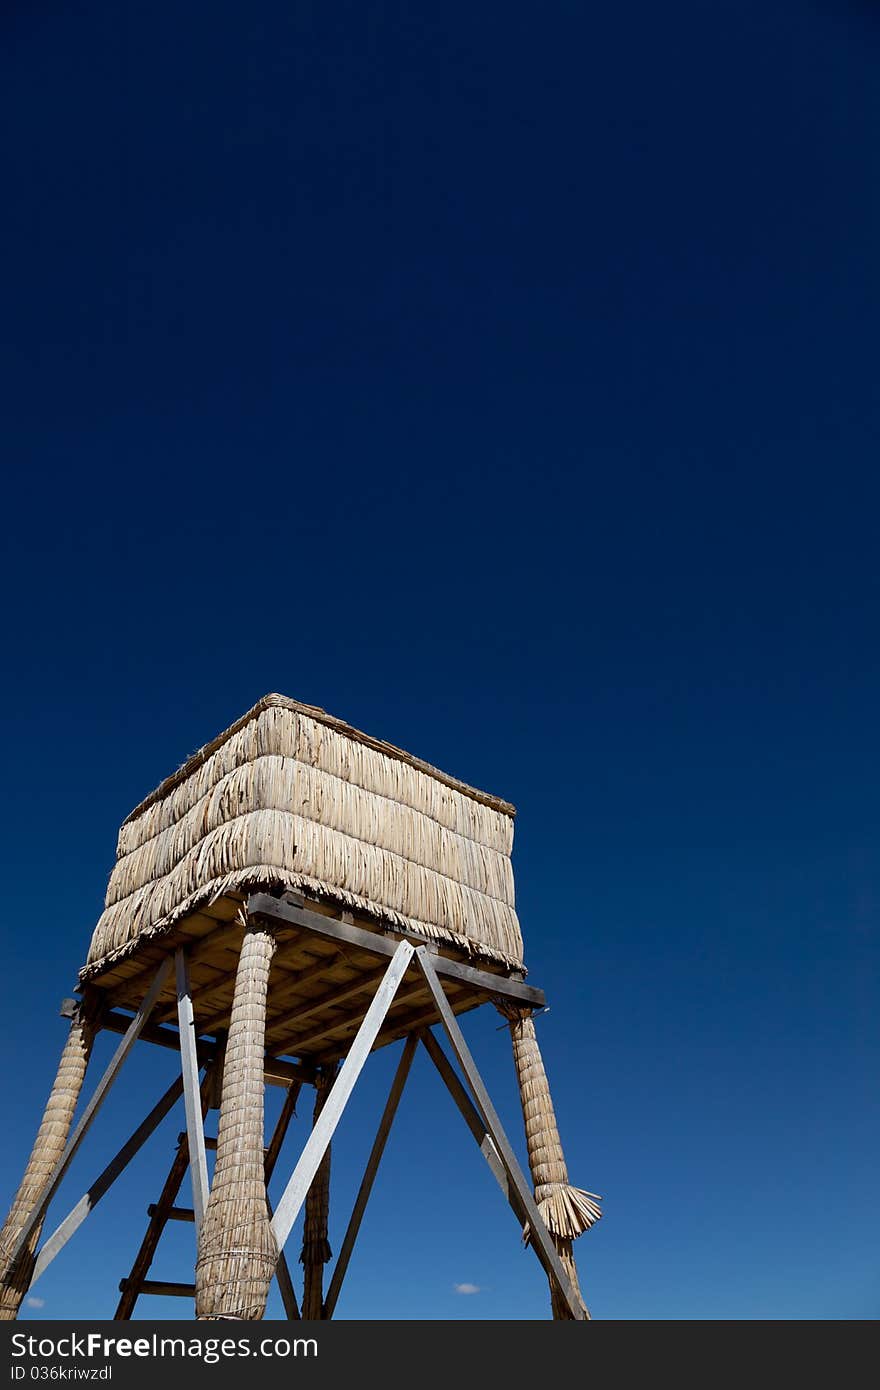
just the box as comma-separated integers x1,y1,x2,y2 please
0,695,600,1320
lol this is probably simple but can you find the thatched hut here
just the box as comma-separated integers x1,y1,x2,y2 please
1,695,599,1321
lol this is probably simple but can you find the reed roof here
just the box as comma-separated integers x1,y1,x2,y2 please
83,695,524,981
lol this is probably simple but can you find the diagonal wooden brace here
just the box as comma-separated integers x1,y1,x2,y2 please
29,1074,186,1287
270,940,415,1254
324,1032,418,1318
9,958,173,1270
414,947,589,1321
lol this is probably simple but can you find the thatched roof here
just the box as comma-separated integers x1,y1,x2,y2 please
83,695,524,980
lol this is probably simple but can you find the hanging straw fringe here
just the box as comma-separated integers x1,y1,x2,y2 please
0,999,98,1320
83,700,524,979
300,1064,337,1319
497,1003,599,1319
195,917,278,1320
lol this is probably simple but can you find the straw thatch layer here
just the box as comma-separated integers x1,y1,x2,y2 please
84,698,523,979
498,1004,599,1320
0,1000,97,1320
300,1064,337,1320
195,921,278,1320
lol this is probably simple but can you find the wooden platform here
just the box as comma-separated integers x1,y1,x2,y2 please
84,891,545,1069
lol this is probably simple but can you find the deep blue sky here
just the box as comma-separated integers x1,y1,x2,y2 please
1,1,878,1320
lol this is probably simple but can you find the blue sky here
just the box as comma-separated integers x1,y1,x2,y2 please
1,1,878,1320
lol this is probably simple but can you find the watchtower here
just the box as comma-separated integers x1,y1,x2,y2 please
0,695,600,1320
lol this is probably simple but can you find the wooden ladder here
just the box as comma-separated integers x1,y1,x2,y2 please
115,1079,302,1319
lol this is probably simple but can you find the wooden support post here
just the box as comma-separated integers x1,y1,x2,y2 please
29,1075,185,1286
323,1033,417,1319
414,949,588,1321
175,949,210,1231
270,940,415,1254
9,959,172,1272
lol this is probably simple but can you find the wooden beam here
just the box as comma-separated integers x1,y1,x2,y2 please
278,979,430,1057
119,921,244,1013
323,1035,417,1319
264,965,389,1047
247,893,545,1009
100,1009,317,1086
271,941,415,1253
158,933,323,1030
414,948,588,1321
175,950,210,1232
29,1075,186,1287
9,958,173,1268
121,1279,195,1299
147,1204,193,1223
198,953,337,1036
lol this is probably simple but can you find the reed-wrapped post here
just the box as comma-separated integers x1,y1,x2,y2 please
299,1063,337,1319
195,920,278,1319
497,1004,600,1320
0,998,98,1320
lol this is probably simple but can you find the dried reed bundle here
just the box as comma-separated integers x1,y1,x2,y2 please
195,920,278,1319
0,1000,97,1319
300,1064,337,1319
83,697,523,983
497,1004,600,1320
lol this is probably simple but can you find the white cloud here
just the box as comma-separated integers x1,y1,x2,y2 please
453,1282,481,1295
25,1297,45,1309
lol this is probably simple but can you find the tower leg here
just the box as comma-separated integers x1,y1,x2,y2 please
195,920,278,1320
0,998,98,1320
299,1064,337,1319
497,1005,601,1320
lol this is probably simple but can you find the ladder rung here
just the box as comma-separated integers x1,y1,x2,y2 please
148,1204,195,1223
119,1279,195,1298
177,1132,218,1150
176,1133,268,1154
